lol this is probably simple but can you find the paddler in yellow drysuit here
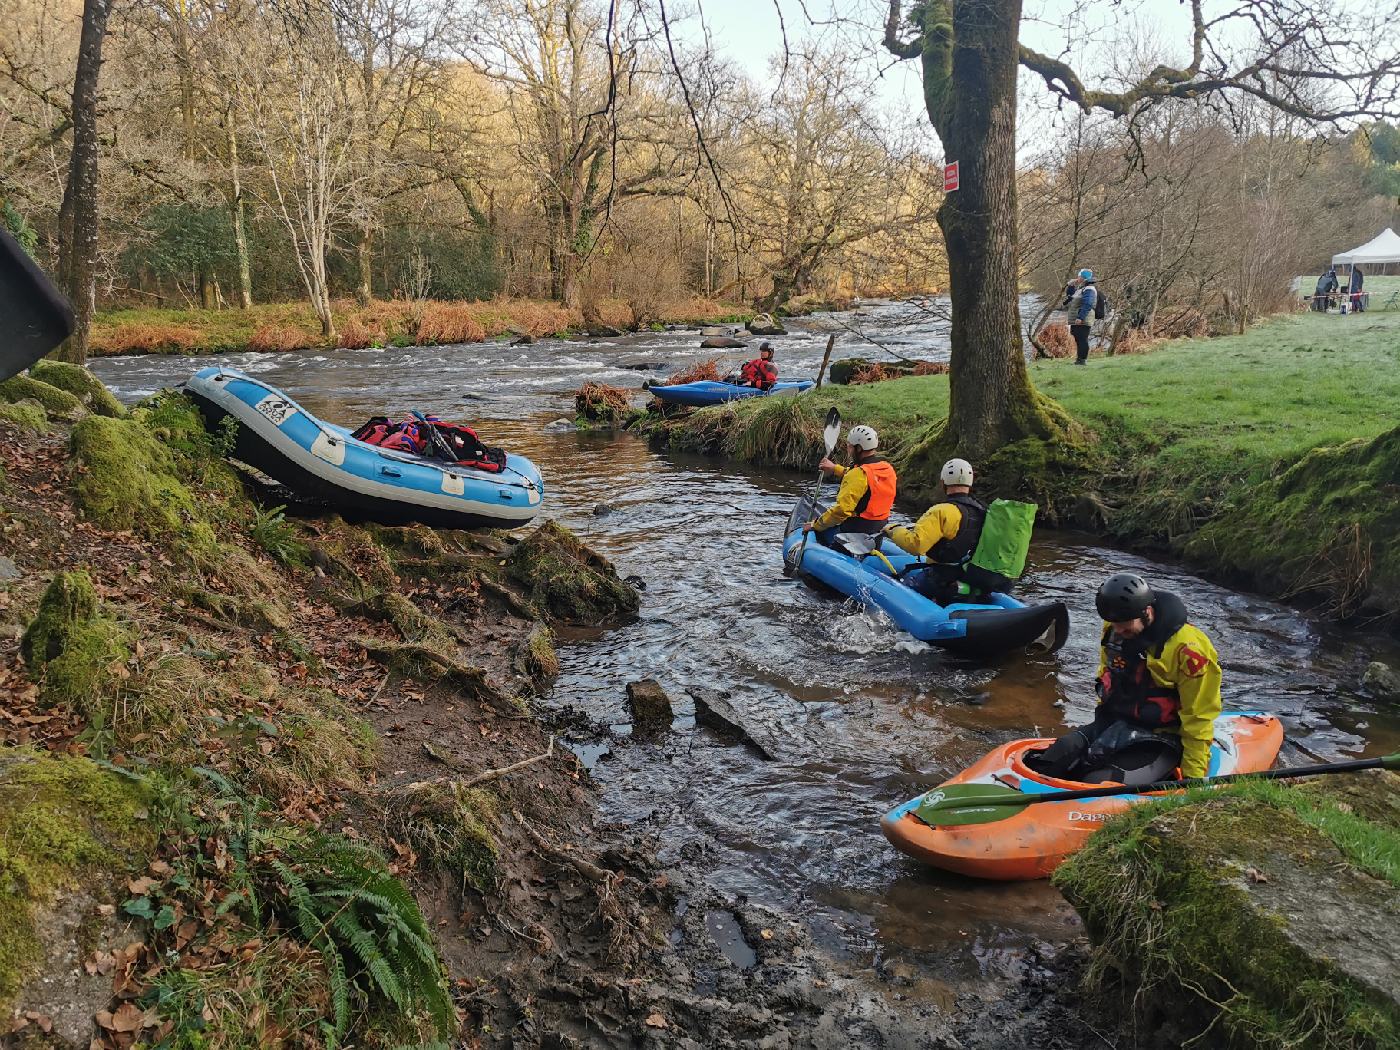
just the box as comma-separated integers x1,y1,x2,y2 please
802,424,897,547
1028,572,1222,782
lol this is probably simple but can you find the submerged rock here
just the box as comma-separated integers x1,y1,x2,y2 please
627,679,673,733
1363,660,1400,702
745,314,787,337
700,336,747,349
1054,774,1400,1048
690,688,778,760
507,521,640,625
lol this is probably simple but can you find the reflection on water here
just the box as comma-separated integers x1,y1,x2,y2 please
90,301,1400,989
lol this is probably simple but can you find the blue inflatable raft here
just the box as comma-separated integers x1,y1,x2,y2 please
783,497,1068,657
649,379,814,407
185,367,543,530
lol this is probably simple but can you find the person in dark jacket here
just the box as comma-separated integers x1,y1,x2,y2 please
1350,265,1365,312
1312,269,1339,311
884,458,1008,603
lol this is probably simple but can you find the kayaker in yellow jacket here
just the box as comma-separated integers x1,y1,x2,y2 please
803,425,897,546
1028,573,1222,782
884,458,1007,602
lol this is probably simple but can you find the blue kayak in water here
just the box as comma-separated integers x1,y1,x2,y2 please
185,367,544,529
649,379,814,407
783,497,1068,657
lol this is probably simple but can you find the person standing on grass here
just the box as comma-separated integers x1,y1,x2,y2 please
1066,269,1098,365
1350,265,1365,312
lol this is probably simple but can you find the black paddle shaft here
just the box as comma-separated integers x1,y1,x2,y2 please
955,752,1400,810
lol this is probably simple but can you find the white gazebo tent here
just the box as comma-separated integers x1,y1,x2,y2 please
1332,227,1400,275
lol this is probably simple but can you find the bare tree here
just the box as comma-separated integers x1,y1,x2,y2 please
883,0,1400,462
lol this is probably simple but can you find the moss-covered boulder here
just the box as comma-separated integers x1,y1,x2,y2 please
69,414,218,552
0,373,85,421
20,570,132,710
507,521,639,625
0,398,50,431
1054,775,1400,1049
0,751,155,1026
28,361,126,418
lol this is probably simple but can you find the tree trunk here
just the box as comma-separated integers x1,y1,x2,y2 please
915,0,1069,462
356,229,373,305
53,0,115,365
199,268,216,309
227,116,253,309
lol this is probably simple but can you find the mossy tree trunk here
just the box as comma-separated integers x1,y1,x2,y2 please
896,0,1069,462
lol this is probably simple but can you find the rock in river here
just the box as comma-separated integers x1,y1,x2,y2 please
700,337,747,349
691,688,779,760
627,679,673,733
1363,660,1400,702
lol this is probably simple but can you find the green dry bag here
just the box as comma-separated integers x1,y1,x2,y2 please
969,499,1037,580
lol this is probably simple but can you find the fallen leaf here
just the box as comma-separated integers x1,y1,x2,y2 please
644,1012,668,1029
103,1002,145,1033
127,876,157,896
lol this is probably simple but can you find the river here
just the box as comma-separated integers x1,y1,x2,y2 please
90,298,1400,1004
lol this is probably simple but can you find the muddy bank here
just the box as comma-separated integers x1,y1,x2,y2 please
0,369,1100,1047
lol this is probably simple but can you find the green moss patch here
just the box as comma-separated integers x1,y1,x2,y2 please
0,750,154,1017
0,399,50,431
0,374,84,421
1184,424,1400,615
1054,777,1400,1048
389,782,500,894
20,570,133,712
27,361,126,418
507,521,639,625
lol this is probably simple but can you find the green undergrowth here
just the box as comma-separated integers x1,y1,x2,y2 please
20,570,133,712
507,521,639,625
388,782,501,894
1054,775,1400,1048
0,750,155,1018
662,310,1400,615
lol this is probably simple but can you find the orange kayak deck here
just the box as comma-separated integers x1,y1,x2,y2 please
881,713,1284,881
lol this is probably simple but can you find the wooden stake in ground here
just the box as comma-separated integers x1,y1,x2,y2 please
815,334,836,388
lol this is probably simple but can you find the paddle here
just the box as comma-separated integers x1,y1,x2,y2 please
914,750,1400,828
409,409,460,463
783,407,841,578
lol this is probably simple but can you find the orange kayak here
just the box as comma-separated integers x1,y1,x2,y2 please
881,713,1284,881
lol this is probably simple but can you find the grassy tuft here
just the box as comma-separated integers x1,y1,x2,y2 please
507,521,639,625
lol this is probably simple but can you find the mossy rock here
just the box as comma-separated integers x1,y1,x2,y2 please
1054,779,1400,1049
28,361,126,418
20,570,132,711
69,414,217,552
0,398,50,431
507,521,639,625
0,750,155,1020
0,373,85,421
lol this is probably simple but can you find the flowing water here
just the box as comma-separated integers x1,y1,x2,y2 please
91,299,1400,999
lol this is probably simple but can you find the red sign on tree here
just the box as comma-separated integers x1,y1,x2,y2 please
943,161,960,192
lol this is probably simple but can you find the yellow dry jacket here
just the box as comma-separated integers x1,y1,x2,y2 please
887,503,964,556
1095,621,1222,778
812,460,895,530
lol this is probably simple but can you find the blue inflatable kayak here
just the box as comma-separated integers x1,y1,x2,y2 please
783,497,1068,656
185,367,543,529
650,379,814,407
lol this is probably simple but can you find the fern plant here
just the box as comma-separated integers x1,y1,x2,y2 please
249,504,309,566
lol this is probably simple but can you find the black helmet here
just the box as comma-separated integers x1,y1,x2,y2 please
760,341,772,354
1096,573,1154,622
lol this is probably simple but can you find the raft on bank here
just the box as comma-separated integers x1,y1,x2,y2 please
782,497,1068,657
882,713,1284,880
186,367,543,529
649,379,814,407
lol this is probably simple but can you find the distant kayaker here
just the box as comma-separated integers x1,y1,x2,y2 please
1028,572,1223,784
739,342,779,390
802,425,897,545
884,458,1006,603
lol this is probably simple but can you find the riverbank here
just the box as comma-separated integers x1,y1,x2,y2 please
653,309,1400,622
89,295,757,356
0,367,1101,1047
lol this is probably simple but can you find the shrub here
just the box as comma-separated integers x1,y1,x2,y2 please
94,323,203,355
1036,323,1075,358
575,381,633,423
336,318,382,350
415,303,486,345
247,325,314,352
665,358,721,385
250,505,309,566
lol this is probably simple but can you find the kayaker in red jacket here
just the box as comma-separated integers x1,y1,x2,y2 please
739,342,778,390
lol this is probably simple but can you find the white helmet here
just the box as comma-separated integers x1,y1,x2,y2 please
846,424,879,451
940,458,974,487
